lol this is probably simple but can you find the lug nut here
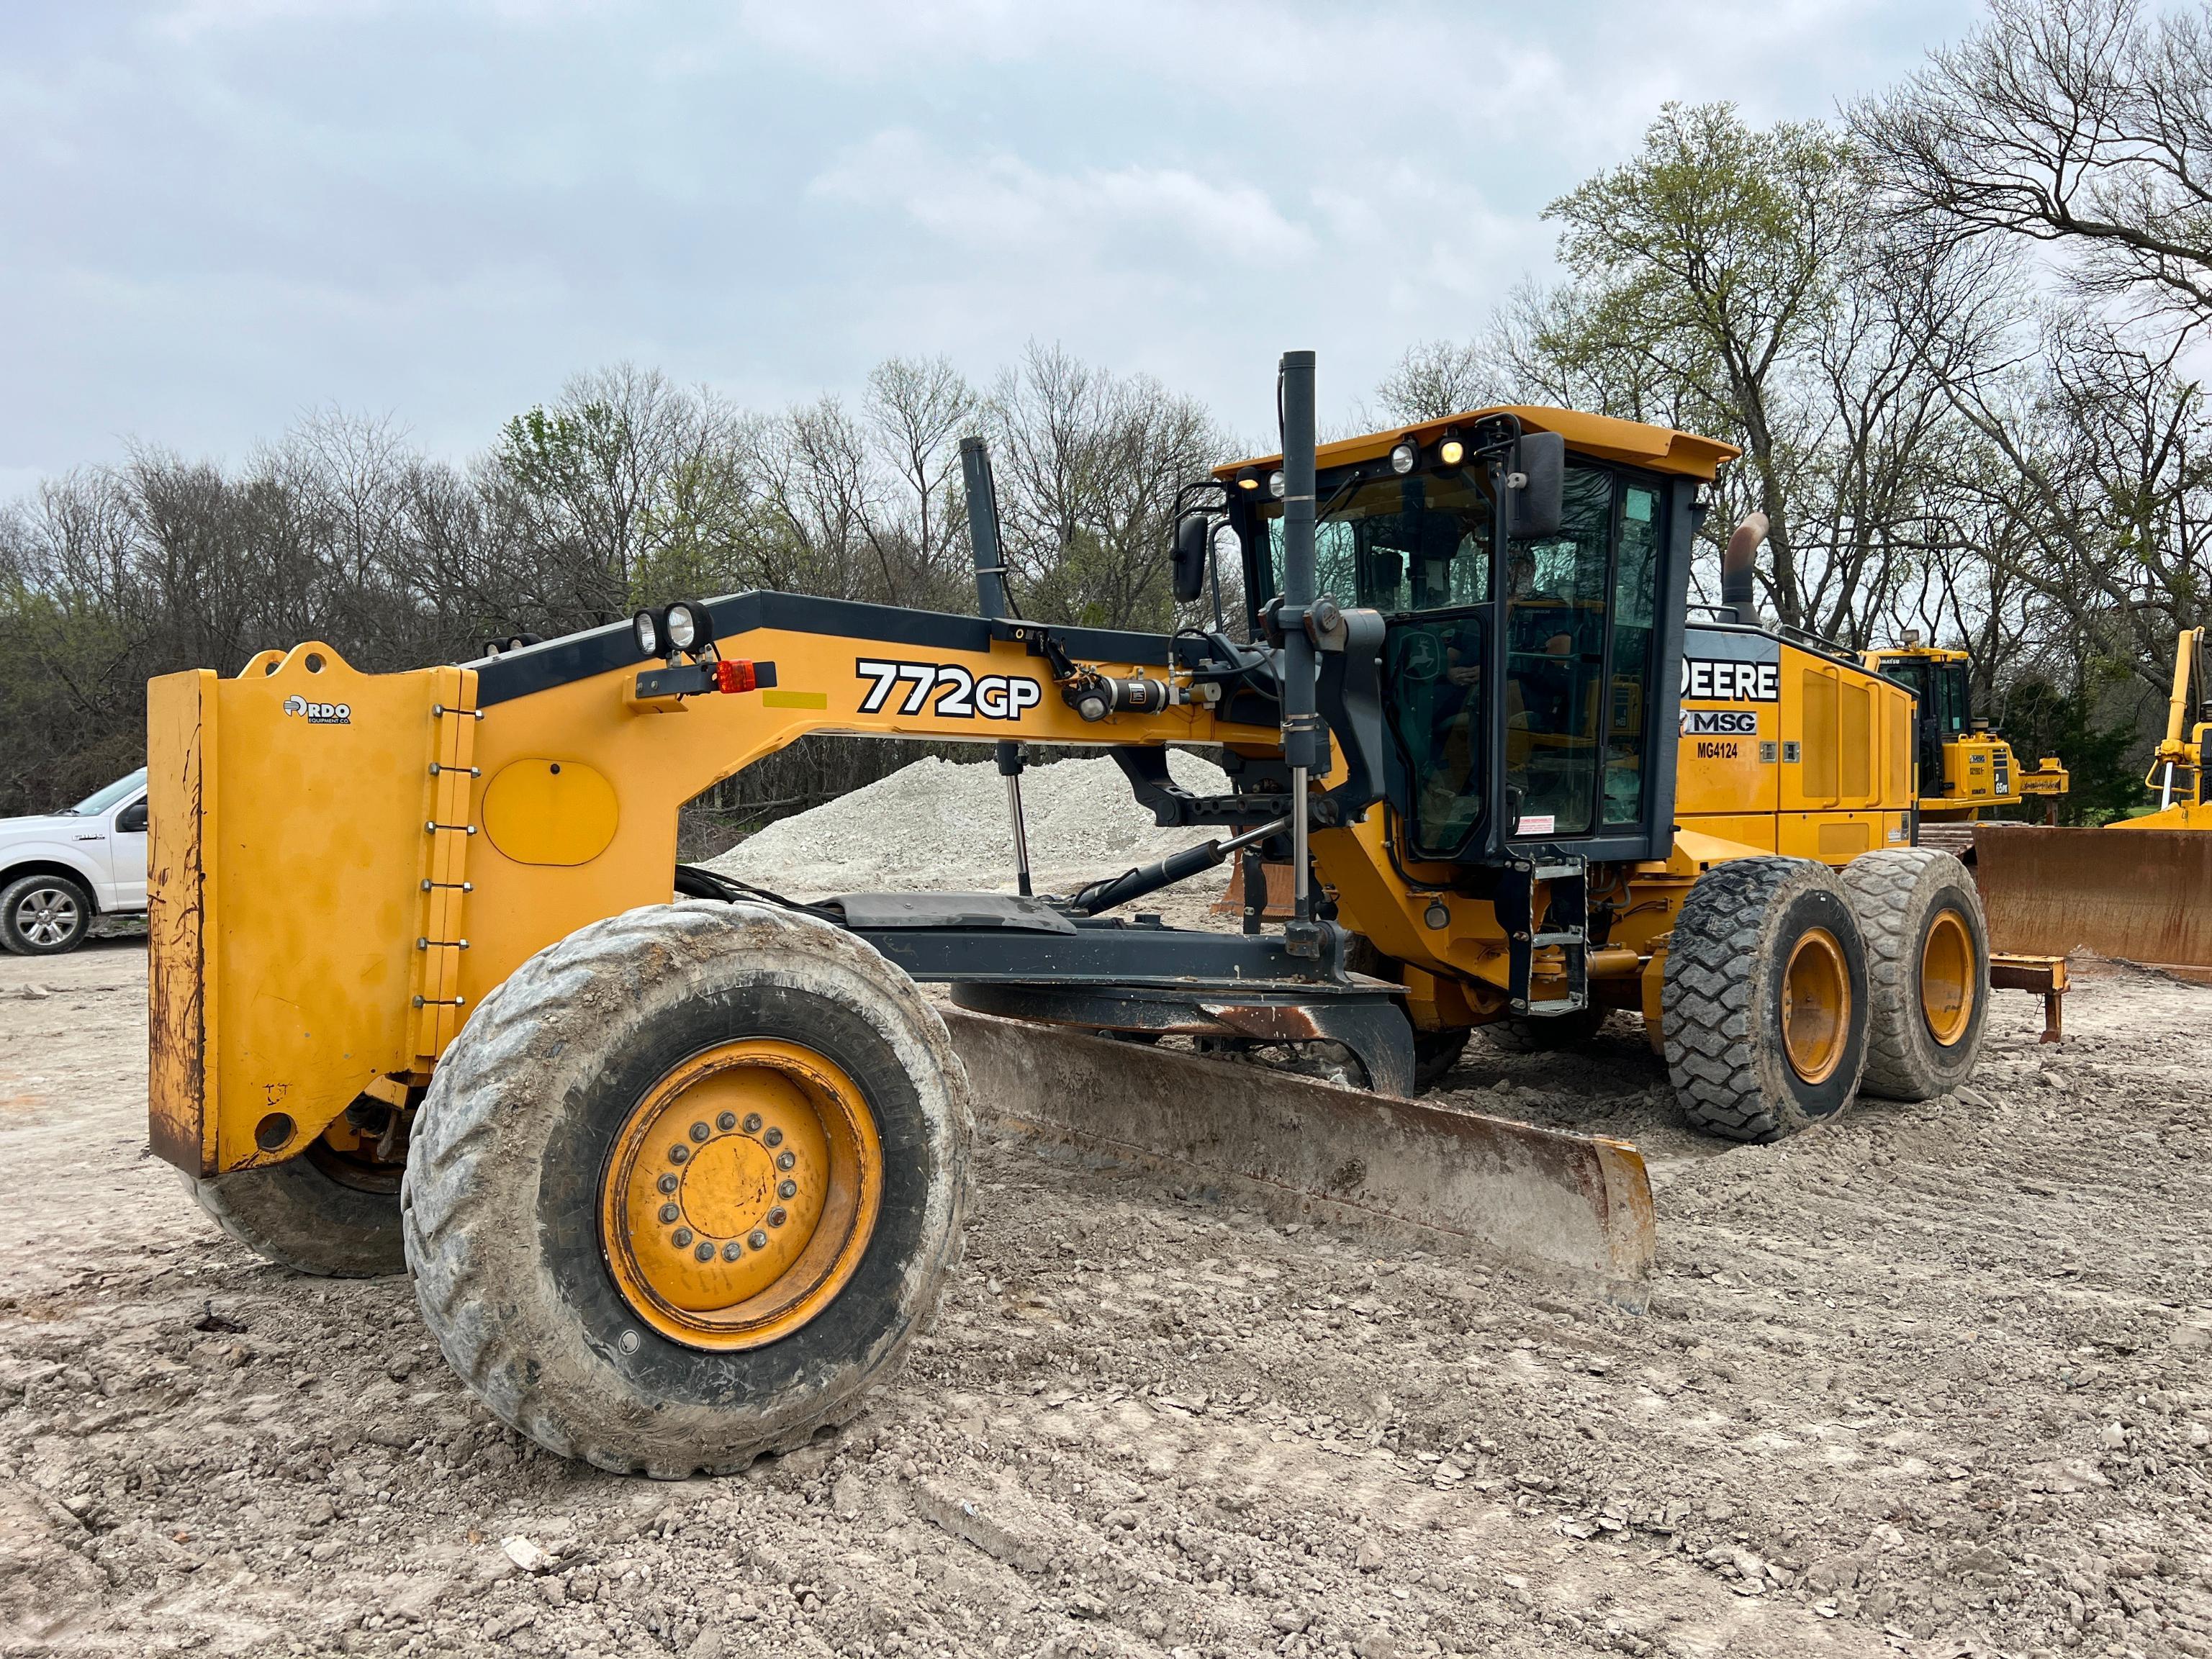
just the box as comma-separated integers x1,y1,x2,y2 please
694,1242,715,1262
776,1151,795,1171
742,1113,762,1133
722,1241,743,1262
748,1230,769,1250
657,1173,679,1195
689,1121,711,1143
777,1180,797,1200
716,1111,737,1131
672,1227,693,1248
764,1126,785,1148
658,1203,680,1224
669,1145,690,1165
767,1206,787,1228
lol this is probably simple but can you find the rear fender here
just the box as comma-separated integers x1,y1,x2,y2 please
147,645,477,1175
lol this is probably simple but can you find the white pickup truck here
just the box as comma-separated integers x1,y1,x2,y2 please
0,768,148,954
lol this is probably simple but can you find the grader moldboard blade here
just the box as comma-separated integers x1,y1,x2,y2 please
939,1007,1656,1295
1972,824,2212,984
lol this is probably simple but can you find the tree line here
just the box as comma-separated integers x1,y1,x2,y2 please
1380,0,2212,818
4,0,2205,823
0,345,1222,828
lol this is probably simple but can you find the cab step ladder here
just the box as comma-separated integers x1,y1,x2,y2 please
1498,855,1589,1017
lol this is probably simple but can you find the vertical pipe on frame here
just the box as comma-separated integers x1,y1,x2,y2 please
962,435,1032,896
1276,351,1319,923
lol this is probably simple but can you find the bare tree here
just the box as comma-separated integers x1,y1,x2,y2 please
865,356,978,605
1372,339,1512,425
987,343,1226,630
1854,0,2212,335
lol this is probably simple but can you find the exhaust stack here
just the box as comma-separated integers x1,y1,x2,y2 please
1722,512,1767,626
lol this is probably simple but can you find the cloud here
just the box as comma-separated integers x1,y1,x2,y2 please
0,0,1985,482
811,130,1313,268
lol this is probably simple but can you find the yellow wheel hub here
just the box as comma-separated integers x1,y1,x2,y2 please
600,1038,882,1350
1780,928,1851,1085
1919,908,1976,1047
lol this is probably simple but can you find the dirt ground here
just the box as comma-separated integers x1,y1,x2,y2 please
1,936,2208,1659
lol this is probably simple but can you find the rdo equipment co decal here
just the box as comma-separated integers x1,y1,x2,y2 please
281,694,352,725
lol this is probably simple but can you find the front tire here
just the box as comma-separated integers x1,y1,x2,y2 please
187,1149,406,1276
1412,1030,1470,1090
401,902,972,1477
1,873,91,956
1479,1006,1608,1054
1661,857,1871,1142
1838,848,1989,1102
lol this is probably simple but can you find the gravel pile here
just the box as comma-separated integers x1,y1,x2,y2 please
705,750,1230,898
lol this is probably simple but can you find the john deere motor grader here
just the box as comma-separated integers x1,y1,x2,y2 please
146,353,1990,1475
1861,639,2069,824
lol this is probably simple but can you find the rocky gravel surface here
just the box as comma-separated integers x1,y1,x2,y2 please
0,939,2207,1659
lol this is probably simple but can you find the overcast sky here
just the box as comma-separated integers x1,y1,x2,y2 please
1,0,1982,497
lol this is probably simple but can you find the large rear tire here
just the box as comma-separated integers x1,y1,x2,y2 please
401,901,972,1477
187,1151,406,1277
1838,848,1989,1102
1661,857,1870,1142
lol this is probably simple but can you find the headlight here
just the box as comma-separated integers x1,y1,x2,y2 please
632,610,660,657
1389,439,1419,475
1438,437,1466,467
1268,469,1286,499
1235,467,1261,491
664,602,703,651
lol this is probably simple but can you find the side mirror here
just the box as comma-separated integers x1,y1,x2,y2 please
1509,431,1566,541
117,800,148,833
1171,512,1210,605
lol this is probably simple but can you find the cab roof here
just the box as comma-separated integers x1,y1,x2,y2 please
1216,405,1741,485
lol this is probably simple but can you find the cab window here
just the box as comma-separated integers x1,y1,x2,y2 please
1258,461,1666,855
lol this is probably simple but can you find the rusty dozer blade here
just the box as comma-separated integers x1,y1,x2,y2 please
1973,825,2212,982
940,1008,1655,1292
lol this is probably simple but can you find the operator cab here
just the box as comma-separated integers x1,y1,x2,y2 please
1869,647,1971,796
1220,410,1723,867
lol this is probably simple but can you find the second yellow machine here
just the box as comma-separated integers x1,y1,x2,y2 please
146,353,1990,1474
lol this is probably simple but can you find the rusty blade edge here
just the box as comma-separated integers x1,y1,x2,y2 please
941,1007,1655,1296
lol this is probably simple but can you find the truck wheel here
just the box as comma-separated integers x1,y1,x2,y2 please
186,1145,406,1276
1661,857,1870,1142
1,873,91,955
402,901,972,1478
1479,1007,1607,1054
1838,848,1988,1102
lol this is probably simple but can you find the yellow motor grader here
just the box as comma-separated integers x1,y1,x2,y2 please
145,353,1990,1475
1860,638,2069,822
1973,627,2212,980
